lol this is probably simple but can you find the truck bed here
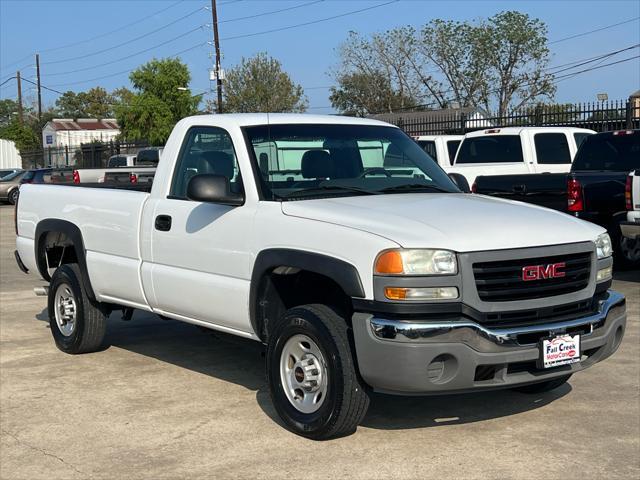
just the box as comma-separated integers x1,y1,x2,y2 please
16,184,150,307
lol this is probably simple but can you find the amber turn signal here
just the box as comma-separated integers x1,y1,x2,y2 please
374,250,404,274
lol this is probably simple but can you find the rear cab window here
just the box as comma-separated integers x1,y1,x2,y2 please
456,135,524,164
108,156,127,167
572,133,640,171
534,133,571,164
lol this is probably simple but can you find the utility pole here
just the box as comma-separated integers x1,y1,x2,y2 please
211,0,223,113
16,71,23,124
35,53,42,122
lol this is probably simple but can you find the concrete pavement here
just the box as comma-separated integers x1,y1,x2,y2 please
0,205,638,479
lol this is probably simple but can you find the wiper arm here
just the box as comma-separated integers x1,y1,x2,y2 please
380,183,453,194
284,185,380,199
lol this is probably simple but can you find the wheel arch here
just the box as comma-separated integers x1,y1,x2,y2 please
249,248,365,341
34,219,96,300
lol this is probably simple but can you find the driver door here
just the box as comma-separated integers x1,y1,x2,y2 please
143,126,255,335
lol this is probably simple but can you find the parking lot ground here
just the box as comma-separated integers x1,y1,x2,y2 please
0,204,638,479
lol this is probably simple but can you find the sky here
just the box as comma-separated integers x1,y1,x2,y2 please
1,0,639,114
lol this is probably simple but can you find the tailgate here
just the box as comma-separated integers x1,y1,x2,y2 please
474,173,568,211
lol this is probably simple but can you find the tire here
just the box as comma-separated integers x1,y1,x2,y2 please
266,304,370,440
48,263,107,354
512,374,572,394
617,235,640,269
8,188,18,205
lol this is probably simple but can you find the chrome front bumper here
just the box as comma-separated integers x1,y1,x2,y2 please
352,290,626,394
368,290,625,352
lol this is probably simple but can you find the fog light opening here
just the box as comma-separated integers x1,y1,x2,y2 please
427,354,458,384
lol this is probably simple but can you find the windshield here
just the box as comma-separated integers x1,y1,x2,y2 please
243,124,458,200
456,135,524,164
572,133,640,171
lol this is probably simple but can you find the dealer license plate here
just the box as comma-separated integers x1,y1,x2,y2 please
540,334,581,369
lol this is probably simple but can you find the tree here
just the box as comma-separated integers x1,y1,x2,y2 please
481,11,555,116
222,53,307,113
0,99,20,128
0,118,41,152
56,91,86,118
115,58,201,143
330,30,422,115
332,11,555,115
55,87,116,119
330,71,415,116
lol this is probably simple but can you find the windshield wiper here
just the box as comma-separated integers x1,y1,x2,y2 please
284,185,380,199
380,183,453,194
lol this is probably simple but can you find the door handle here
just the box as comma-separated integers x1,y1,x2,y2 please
155,215,172,231
512,184,526,193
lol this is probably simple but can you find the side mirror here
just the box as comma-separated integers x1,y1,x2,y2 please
447,173,470,193
186,174,244,206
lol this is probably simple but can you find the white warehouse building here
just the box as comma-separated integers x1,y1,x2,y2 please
42,118,120,149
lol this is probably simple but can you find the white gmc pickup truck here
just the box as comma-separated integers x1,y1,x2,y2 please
14,114,627,439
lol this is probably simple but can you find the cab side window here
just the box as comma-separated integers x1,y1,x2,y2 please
534,133,571,164
170,126,242,199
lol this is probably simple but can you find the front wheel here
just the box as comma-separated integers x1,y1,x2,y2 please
266,304,369,440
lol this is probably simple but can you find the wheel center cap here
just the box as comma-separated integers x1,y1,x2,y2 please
292,353,322,392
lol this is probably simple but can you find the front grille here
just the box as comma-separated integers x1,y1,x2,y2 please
473,252,592,302
480,299,596,329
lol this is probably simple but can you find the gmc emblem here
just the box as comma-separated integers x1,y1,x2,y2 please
522,262,566,281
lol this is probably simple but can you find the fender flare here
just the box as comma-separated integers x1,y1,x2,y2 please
34,219,96,300
249,248,365,338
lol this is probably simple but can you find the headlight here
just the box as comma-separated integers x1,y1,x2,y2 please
595,233,612,259
375,249,457,275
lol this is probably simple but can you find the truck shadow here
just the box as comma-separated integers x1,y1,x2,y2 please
101,311,570,432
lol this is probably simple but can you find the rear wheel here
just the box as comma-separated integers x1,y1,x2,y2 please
513,374,572,394
48,264,107,354
266,304,369,440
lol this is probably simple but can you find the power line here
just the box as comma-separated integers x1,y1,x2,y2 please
42,5,206,67
0,77,16,88
0,0,186,72
218,0,323,24
21,76,64,95
546,44,639,75
549,16,640,44
552,54,640,82
546,44,640,72
44,25,208,78
48,42,208,89
221,0,399,41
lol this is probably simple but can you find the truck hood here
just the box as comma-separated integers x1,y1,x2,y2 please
281,193,604,252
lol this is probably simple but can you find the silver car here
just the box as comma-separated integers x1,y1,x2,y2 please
0,170,26,204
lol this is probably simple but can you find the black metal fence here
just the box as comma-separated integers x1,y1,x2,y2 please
379,99,640,136
20,140,150,169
